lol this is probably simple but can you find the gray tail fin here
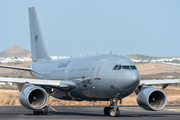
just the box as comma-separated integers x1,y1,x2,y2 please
28,7,51,62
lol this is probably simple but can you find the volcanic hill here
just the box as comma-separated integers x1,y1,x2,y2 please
0,45,31,57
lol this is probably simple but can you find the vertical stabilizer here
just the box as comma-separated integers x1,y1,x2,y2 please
29,7,51,62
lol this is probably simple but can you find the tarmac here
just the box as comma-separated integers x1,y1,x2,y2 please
0,106,180,120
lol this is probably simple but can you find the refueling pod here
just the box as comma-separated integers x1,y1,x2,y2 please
19,84,48,110
137,86,167,111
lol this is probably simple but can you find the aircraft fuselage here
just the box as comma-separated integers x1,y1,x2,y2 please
29,54,140,101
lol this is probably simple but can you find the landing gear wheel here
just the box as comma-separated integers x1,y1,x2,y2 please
36,110,40,115
41,106,48,115
33,106,48,115
109,109,117,117
104,107,109,116
33,110,37,115
105,98,121,117
116,108,120,117
33,110,40,115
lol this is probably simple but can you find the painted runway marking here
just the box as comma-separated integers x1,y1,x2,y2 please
49,106,58,112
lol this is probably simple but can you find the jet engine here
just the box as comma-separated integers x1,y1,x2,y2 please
19,84,48,110
137,86,167,111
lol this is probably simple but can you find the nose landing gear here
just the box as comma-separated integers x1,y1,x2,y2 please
104,98,120,117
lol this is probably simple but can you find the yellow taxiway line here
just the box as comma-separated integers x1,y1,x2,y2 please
49,106,58,112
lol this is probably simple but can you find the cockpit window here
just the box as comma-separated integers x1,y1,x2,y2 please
113,65,136,70
112,65,119,70
122,65,130,70
131,65,137,70
117,65,121,70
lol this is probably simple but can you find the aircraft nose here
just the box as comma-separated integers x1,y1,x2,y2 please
118,71,140,90
132,72,140,82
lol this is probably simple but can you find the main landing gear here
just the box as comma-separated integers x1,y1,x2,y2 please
33,106,48,115
104,98,120,117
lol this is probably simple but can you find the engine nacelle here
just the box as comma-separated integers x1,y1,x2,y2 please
19,84,48,110
137,87,167,111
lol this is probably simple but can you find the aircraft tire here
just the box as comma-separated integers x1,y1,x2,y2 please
33,110,37,115
33,106,48,115
41,106,48,115
116,109,120,117
33,110,41,115
104,107,109,115
109,109,118,117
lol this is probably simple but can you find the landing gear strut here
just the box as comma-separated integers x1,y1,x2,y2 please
33,106,48,115
104,98,120,117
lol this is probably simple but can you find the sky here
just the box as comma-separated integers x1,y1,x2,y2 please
0,0,180,57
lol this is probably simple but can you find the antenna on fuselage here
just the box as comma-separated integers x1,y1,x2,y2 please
110,50,112,54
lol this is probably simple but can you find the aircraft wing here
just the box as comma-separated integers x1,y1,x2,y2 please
140,79,180,85
0,65,42,75
140,79,180,89
0,77,76,88
0,65,92,90
0,65,32,71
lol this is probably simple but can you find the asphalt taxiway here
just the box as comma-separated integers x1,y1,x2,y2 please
0,106,180,120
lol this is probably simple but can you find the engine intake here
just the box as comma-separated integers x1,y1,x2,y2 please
19,84,48,110
137,87,167,111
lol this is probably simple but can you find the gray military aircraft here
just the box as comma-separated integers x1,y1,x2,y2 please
0,7,180,117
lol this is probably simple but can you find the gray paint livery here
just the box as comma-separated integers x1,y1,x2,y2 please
0,7,180,117
29,54,140,101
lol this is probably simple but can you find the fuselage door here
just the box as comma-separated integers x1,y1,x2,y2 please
94,59,107,79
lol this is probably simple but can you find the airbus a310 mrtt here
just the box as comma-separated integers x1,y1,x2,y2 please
0,7,180,117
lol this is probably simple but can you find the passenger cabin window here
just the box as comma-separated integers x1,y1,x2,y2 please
122,65,130,70
117,65,121,70
112,65,119,70
131,65,137,70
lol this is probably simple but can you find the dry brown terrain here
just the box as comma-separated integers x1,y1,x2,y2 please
0,45,31,57
1,86,180,106
136,63,180,79
136,63,180,75
0,62,32,78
